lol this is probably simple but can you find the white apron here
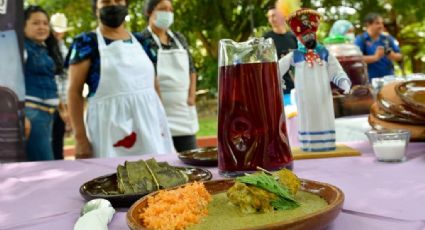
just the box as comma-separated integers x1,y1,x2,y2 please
148,27,199,136
86,28,174,158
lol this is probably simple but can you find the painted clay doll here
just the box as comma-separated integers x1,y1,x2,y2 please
278,9,351,152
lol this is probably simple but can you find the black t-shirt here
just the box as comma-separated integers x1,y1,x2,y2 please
263,31,298,94
264,31,298,58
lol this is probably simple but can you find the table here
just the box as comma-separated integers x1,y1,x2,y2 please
1,141,425,230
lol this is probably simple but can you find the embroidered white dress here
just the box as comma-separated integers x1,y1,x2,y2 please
279,46,350,152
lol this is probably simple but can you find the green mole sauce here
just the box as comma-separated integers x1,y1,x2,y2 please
188,191,328,230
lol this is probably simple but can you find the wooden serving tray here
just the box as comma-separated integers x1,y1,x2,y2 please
291,144,361,160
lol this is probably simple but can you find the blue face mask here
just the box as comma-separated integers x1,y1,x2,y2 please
154,11,174,29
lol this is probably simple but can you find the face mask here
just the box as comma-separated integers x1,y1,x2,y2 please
304,39,317,49
99,5,128,28
300,33,317,49
345,33,355,41
154,11,174,29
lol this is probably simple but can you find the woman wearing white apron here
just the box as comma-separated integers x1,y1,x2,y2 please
67,0,174,158
141,0,199,152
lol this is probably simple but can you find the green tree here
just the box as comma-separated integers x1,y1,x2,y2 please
318,0,425,73
25,0,425,91
171,0,275,93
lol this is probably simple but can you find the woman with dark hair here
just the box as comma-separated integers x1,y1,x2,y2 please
140,0,199,152
24,5,63,161
67,0,174,158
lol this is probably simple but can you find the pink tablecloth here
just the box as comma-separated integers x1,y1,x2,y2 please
1,141,425,230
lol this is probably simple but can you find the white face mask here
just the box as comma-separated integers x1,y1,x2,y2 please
346,33,355,41
154,11,174,30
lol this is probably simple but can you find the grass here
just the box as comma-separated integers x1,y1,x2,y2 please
64,116,218,147
196,116,218,137
64,136,74,146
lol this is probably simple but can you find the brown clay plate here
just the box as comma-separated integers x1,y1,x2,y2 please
395,80,425,116
79,166,212,207
368,113,425,141
377,82,425,121
377,82,424,120
370,102,425,125
178,147,218,166
127,179,344,230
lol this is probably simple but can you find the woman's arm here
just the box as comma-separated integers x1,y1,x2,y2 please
68,59,93,158
154,77,162,100
188,72,197,106
173,32,197,105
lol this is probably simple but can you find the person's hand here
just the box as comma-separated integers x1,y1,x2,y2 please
58,105,73,135
187,94,196,106
374,46,385,61
59,109,69,123
59,110,72,130
75,137,93,159
339,79,351,95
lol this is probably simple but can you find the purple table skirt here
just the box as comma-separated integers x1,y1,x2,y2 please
1,141,425,230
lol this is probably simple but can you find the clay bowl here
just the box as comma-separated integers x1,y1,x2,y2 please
79,166,212,207
127,179,344,230
368,113,425,141
395,80,425,116
333,85,374,117
370,103,425,125
377,82,425,121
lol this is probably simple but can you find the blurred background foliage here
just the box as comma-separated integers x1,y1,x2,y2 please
25,0,425,95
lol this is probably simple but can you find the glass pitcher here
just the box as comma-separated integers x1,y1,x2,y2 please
217,38,293,177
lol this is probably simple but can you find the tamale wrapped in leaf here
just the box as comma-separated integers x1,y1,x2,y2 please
146,159,188,189
125,160,155,194
117,165,134,194
115,159,190,195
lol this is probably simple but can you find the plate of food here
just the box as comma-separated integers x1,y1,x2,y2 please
79,158,212,207
127,169,344,230
178,147,218,166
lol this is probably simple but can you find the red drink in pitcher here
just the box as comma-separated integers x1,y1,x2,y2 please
218,62,293,177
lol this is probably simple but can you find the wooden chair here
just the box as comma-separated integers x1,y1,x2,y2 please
0,86,26,162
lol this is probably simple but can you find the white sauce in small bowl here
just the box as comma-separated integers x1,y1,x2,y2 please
372,140,407,162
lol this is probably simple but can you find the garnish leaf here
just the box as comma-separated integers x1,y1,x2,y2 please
237,172,300,210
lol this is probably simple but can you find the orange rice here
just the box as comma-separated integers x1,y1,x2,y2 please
139,182,212,230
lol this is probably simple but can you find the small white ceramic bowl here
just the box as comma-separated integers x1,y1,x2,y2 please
365,129,410,162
